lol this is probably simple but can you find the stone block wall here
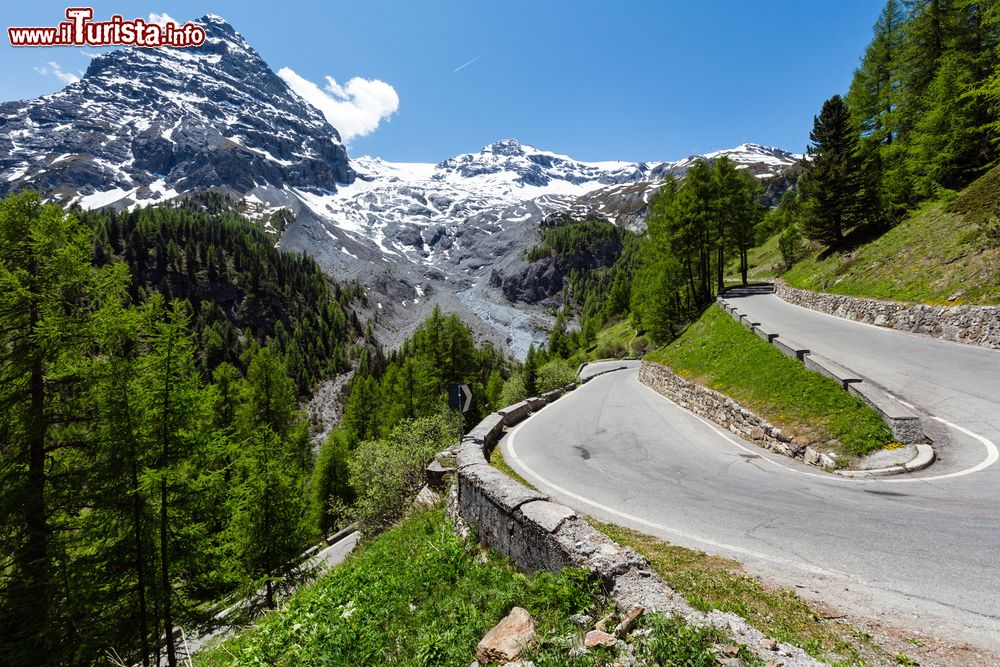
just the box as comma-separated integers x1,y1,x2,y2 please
443,373,821,666
637,361,815,462
774,280,1000,350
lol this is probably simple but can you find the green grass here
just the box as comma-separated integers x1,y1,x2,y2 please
646,306,893,458
950,164,1000,220
780,200,1000,304
490,444,538,491
592,520,887,666
577,318,648,362
196,509,725,667
740,167,1000,304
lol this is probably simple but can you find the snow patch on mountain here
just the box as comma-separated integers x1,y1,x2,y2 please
0,12,801,356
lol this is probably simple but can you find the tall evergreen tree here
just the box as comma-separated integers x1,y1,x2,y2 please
849,0,906,222
716,158,764,286
661,163,719,307
523,345,539,398
87,303,157,666
800,95,860,245
229,347,308,610
134,297,207,667
0,192,129,664
311,429,353,535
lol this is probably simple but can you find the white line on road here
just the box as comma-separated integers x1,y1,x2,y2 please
632,374,999,484
504,419,850,579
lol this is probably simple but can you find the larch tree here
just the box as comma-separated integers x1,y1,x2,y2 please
0,192,129,665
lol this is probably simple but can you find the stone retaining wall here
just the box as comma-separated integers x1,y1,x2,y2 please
719,298,926,444
441,380,819,666
637,361,838,468
774,279,1000,350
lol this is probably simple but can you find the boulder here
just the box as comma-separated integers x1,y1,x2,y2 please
614,606,644,637
476,607,536,664
584,630,617,649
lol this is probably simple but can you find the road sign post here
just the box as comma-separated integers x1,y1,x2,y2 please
448,383,472,443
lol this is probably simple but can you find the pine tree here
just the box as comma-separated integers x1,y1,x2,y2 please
87,303,158,666
485,370,504,411
716,158,764,286
848,1,907,221
134,297,206,667
967,0,1000,153
311,428,353,535
548,309,568,358
662,163,718,306
800,95,860,245
523,345,539,397
342,374,382,444
850,0,905,147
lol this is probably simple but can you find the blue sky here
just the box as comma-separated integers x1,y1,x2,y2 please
2,1,883,163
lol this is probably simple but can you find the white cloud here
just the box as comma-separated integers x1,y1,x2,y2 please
277,67,399,144
35,61,80,85
148,12,178,27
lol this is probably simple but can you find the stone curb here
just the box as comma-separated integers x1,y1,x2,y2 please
576,358,639,379
836,444,937,478
579,365,629,382
718,297,931,449
444,366,821,667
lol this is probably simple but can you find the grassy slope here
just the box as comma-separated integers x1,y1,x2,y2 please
646,306,893,458
746,168,1000,304
567,318,649,368
197,509,724,667
592,520,905,666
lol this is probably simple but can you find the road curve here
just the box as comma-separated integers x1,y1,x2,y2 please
501,315,1000,649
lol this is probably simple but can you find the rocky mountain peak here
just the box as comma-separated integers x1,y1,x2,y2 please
483,138,525,156
0,14,353,207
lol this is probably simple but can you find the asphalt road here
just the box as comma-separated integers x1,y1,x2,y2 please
500,299,1000,650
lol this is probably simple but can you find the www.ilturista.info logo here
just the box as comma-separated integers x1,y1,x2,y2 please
8,8,206,48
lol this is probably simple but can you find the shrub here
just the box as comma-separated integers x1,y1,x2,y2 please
499,370,527,407
595,339,627,359
778,224,805,270
629,335,650,357
537,358,576,393
348,414,453,533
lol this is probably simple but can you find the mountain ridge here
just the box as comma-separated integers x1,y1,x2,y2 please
0,14,801,356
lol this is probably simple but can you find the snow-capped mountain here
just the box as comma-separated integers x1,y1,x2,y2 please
0,14,353,207
278,138,798,353
0,14,800,355
290,139,800,269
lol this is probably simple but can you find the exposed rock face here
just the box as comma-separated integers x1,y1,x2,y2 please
490,257,563,304
489,221,624,304
476,607,537,664
0,14,353,205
